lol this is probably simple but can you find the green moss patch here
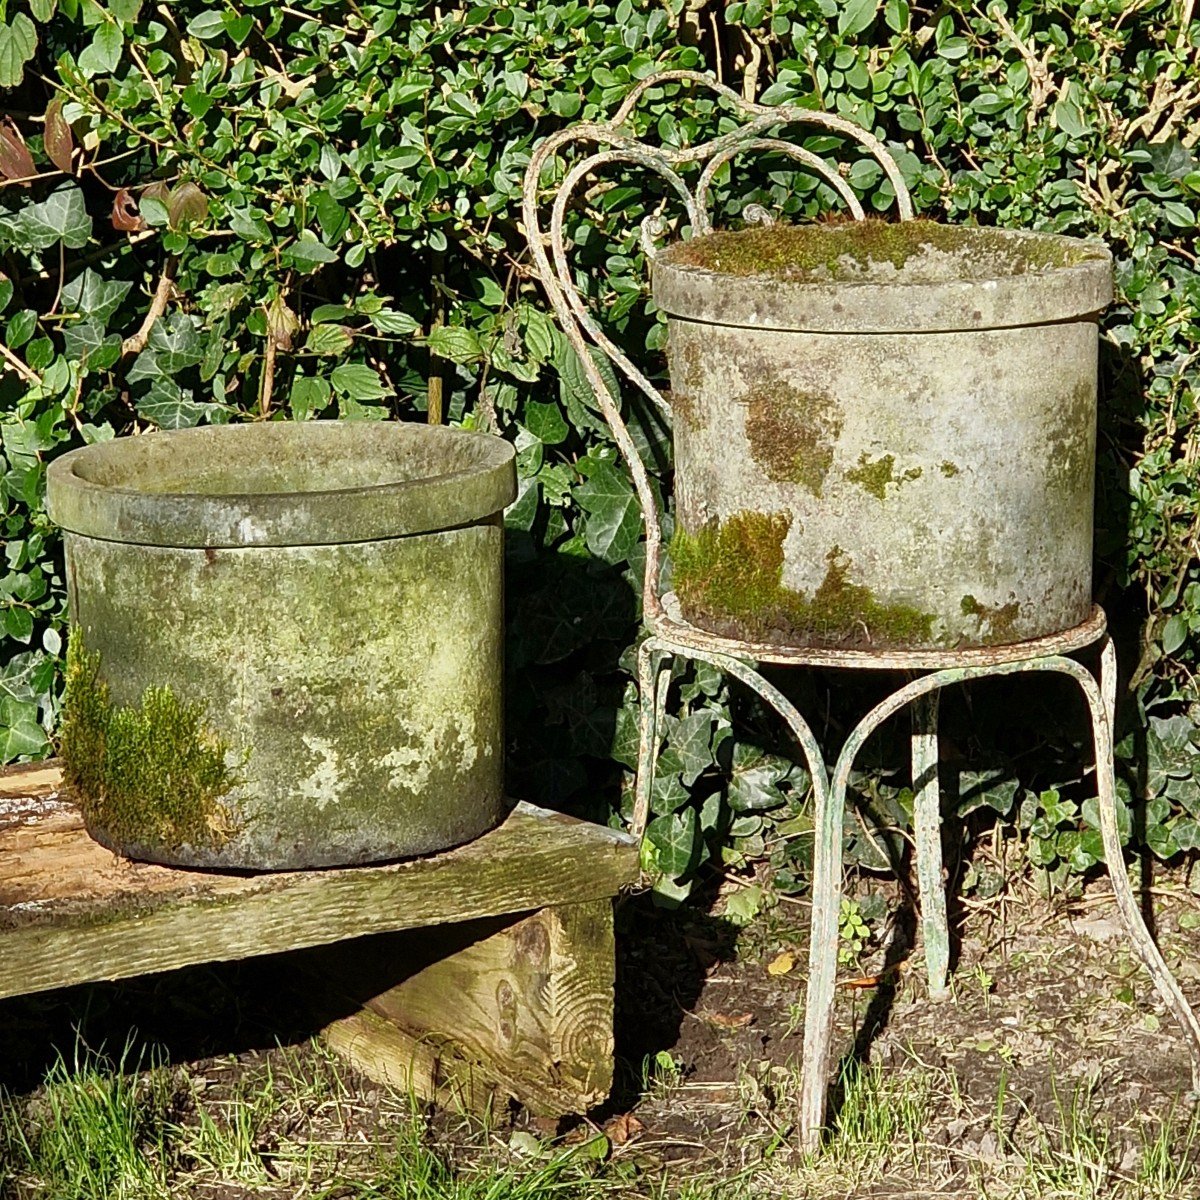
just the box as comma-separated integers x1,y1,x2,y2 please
61,635,241,851
671,510,934,648
744,383,843,496
660,219,1090,282
845,452,922,500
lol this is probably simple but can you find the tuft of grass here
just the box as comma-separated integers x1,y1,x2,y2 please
827,1059,931,1173
0,1041,174,1200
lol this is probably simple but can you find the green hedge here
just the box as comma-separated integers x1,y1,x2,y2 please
1,0,1197,896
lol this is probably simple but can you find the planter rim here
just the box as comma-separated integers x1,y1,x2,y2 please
652,224,1113,333
47,420,517,548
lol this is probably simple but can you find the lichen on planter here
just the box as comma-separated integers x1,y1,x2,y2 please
844,452,922,500
744,383,842,496
960,595,1021,646
670,510,934,649
61,634,240,852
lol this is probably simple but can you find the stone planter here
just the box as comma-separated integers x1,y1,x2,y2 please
652,220,1113,651
47,421,516,870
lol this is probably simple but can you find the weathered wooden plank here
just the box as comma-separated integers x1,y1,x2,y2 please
323,1007,499,1114
0,763,638,1001
316,900,616,1115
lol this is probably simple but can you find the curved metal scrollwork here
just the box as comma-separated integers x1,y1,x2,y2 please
520,69,914,621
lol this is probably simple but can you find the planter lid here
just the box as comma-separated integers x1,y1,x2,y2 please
47,420,517,548
653,221,1112,333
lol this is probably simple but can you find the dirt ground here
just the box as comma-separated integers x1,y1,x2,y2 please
3,868,1200,1198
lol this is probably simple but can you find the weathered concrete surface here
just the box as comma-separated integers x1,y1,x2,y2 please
47,422,516,870
653,223,1113,651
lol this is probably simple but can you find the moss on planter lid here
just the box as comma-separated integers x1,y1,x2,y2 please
659,219,1093,284
61,634,241,852
670,510,934,648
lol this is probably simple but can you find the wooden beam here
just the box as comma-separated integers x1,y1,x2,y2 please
315,900,616,1115
0,763,638,1001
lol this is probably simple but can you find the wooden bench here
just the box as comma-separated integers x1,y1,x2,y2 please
0,762,639,1115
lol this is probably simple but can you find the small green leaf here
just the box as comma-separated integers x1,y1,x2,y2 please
837,0,879,36
186,10,226,39
305,324,353,356
1163,613,1188,656
369,309,420,336
77,21,124,76
283,231,339,272
330,362,389,400
0,14,38,90
426,324,483,364
290,374,331,420
1053,80,1088,138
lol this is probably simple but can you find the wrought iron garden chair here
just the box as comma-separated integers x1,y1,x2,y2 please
521,68,1200,1149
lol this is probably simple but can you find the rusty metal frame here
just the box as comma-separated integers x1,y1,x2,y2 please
521,69,1200,1151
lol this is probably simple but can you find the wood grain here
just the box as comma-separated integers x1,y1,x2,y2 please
318,901,615,1114
0,762,638,1001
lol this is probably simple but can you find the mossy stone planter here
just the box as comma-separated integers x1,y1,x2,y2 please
653,220,1113,651
47,421,516,870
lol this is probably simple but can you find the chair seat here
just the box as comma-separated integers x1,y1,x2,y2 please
651,592,1109,671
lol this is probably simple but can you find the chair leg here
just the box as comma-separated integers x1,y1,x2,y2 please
911,690,949,999
799,755,845,1152
631,637,670,842
1089,638,1200,1091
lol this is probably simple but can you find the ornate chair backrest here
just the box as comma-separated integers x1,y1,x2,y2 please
521,69,914,623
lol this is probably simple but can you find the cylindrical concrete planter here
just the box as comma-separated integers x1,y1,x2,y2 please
652,220,1113,651
47,421,516,870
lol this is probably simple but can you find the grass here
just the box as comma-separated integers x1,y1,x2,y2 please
3,1034,1199,1200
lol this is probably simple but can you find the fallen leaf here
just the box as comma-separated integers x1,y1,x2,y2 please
766,950,795,976
0,118,35,184
111,188,145,231
704,1010,754,1029
43,99,74,174
603,1113,645,1145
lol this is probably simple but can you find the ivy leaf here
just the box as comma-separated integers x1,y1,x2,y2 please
658,712,715,787
646,808,700,878
135,379,218,429
0,14,37,90
837,0,879,35
62,269,131,324
0,708,48,760
14,184,91,250
575,460,641,564
148,312,205,373
524,399,568,445
728,743,788,812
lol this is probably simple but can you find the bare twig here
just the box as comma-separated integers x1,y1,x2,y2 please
121,257,177,357
0,342,40,385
